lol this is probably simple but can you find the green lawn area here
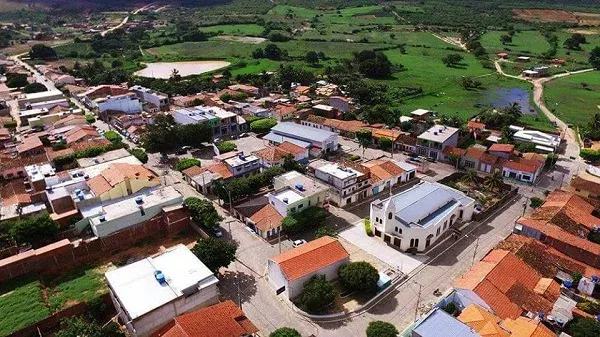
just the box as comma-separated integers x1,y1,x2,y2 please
480,30,550,55
0,278,50,336
45,265,108,312
200,24,265,36
268,5,396,25
54,42,94,58
544,70,600,128
277,40,387,58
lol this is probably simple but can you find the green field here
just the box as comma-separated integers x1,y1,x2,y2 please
200,24,265,36
480,30,550,55
544,70,600,128
0,278,50,336
46,265,108,312
268,5,396,25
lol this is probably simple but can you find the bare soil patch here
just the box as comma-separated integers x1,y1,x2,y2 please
214,35,266,44
514,9,600,26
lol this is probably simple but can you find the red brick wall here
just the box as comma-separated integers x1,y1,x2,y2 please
0,208,190,283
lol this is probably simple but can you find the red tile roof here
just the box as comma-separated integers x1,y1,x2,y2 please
454,250,560,319
489,144,515,153
442,146,467,157
64,125,99,144
498,157,542,174
156,300,258,337
193,162,234,180
278,141,306,156
361,160,405,183
271,236,349,281
253,146,289,164
89,163,156,195
250,204,283,232
467,121,486,130
16,136,43,153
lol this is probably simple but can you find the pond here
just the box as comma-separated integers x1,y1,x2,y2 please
480,87,536,115
134,61,231,79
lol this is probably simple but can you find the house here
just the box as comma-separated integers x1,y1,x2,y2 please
173,106,240,139
18,89,64,108
497,52,509,59
183,162,233,194
569,165,600,199
312,104,336,118
64,125,100,144
268,170,330,217
0,127,11,148
88,186,183,237
522,66,549,78
105,244,219,337
466,120,485,138
264,122,338,157
329,96,350,113
223,153,260,178
17,136,44,156
488,144,515,158
411,307,479,337
515,190,600,268
511,127,560,152
461,147,498,173
78,85,141,114
86,163,159,201
453,250,561,320
498,155,544,183
155,300,259,337
370,181,475,252
171,93,208,107
516,56,531,62
308,160,370,207
52,114,88,128
0,153,49,180
361,159,417,196
416,125,460,161
272,104,297,121
228,84,259,97
130,85,170,111
268,236,349,299
253,141,308,169
247,203,284,239
410,109,432,120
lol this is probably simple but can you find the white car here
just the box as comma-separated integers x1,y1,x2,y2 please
292,239,307,248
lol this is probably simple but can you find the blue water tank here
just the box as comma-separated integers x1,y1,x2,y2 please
154,271,166,284
295,183,304,191
135,197,143,204
592,275,599,283
563,280,573,288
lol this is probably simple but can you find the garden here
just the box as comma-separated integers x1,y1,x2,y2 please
440,171,512,212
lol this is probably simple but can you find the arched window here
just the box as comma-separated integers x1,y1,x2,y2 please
388,212,393,220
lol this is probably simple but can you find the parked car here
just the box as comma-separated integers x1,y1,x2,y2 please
292,239,307,248
212,227,223,238
239,133,248,138
181,146,192,151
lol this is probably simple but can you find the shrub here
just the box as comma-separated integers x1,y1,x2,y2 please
364,219,373,236
338,262,379,293
366,321,399,337
314,226,337,239
215,141,236,154
576,301,600,315
85,115,96,123
270,328,301,337
250,118,277,133
176,158,201,171
349,154,360,161
184,197,222,228
442,302,458,316
581,148,600,162
298,275,336,313
283,206,329,234
568,317,600,337
282,216,300,233
8,214,60,248
129,148,148,164
104,130,122,143
220,92,248,103
3,120,17,129
23,83,47,94
530,197,544,209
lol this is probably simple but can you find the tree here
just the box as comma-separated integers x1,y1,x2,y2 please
314,226,337,239
441,53,464,67
564,33,587,50
23,82,47,94
282,216,301,233
530,197,544,209
142,114,180,154
298,275,336,313
250,118,277,133
104,130,122,143
180,123,213,147
355,51,393,79
305,51,320,66
282,154,306,173
270,327,301,337
586,113,600,140
569,317,600,337
129,148,148,164
252,48,264,59
338,262,379,293
191,238,237,273
462,169,478,187
356,129,372,157
589,46,600,70
184,197,222,228
5,73,28,88
55,317,123,337
264,43,285,60
500,35,512,45
361,105,394,125
277,64,315,90
366,321,399,337
176,158,201,171
9,214,60,248
483,172,503,191
29,44,57,60
378,137,393,151
459,77,482,90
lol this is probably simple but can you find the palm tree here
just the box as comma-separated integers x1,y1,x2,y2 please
484,171,503,192
462,169,478,187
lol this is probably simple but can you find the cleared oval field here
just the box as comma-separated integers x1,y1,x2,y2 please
134,61,231,79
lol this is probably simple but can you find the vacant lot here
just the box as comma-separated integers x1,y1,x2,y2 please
513,9,600,26
0,278,50,336
544,71,600,128
45,265,109,312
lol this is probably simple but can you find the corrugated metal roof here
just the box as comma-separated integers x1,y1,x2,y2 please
271,122,336,142
413,308,480,337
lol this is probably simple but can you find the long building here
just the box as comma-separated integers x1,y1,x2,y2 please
264,122,338,157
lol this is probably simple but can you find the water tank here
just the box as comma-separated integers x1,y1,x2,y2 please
135,197,144,204
78,194,84,201
154,270,166,284
283,198,289,204
99,215,106,222
295,183,304,191
563,280,572,288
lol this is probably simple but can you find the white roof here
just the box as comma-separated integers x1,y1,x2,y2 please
411,109,431,116
271,122,336,143
317,162,363,180
399,116,413,123
417,124,459,143
22,89,64,100
513,129,560,149
273,188,304,204
486,135,501,143
313,104,334,112
105,244,218,320
174,105,236,122
395,161,418,172
25,163,55,182
73,154,142,178
224,153,259,167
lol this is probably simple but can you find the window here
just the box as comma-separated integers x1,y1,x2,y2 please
298,204,304,210
376,217,379,223
395,226,398,232
290,207,296,212
464,160,475,169
388,212,393,220
436,228,441,236
398,227,402,234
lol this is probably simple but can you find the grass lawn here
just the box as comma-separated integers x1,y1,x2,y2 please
480,30,550,55
147,40,261,60
0,277,50,336
200,24,265,36
45,264,108,312
544,70,600,128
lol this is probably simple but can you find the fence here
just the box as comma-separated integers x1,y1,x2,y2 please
0,206,190,283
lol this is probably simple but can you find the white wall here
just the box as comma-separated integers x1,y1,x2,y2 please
98,96,142,114
287,258,348,299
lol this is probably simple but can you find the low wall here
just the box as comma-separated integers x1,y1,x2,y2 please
0,207,190,283
7,294,113,337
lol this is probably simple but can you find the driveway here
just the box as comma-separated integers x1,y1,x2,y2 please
339,222,428,275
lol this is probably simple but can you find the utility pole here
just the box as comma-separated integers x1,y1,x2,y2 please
522,196,529,216
414,282,423,321
278,227,282,253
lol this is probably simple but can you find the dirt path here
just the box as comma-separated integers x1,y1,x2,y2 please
431,33,468,51
100,3,155,37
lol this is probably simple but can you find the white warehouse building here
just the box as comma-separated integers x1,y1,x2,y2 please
370,181,475,252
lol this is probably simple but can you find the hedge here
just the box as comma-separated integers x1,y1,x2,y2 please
364,219,373,236
176,158,201,171
250,118,277,133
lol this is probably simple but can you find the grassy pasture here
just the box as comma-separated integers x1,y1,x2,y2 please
200,24,265,36
544,70,600,128
0,278,50,336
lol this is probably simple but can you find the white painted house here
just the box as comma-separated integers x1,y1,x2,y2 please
370,181,475,252
268,236,349,299
105,244,219,337
416,125,460,161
